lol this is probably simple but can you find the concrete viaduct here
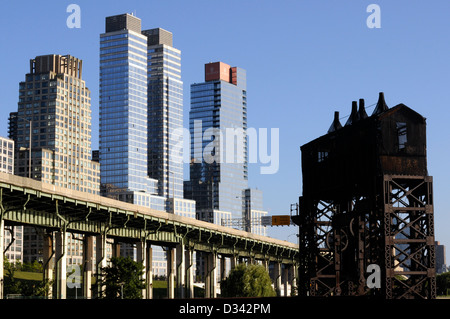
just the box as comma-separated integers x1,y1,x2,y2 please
0,173,298,299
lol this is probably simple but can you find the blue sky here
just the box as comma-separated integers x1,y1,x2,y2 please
1,1,449,250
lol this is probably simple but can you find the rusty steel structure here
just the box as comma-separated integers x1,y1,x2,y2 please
294,93,436,299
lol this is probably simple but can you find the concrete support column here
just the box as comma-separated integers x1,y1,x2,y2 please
273,261,282,296
82,235,94,299
0,217,4,300
185,248,194,298
205,251,217,298
167,247,175,299
176,243,186,298
146,245,153,299
55,229,68,299
136,240,147,299
42,231,54,299
96,233,107,298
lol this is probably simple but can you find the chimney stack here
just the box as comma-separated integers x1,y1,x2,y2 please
372,92,389,116
328,111,343,133
345,101,359,126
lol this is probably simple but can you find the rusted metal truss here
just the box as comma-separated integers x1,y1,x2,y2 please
298,175,435,299
296,94,436,299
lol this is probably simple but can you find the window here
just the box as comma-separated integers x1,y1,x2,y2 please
396,122,407,150
318,150,329,163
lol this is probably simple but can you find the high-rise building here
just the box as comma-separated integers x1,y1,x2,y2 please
243,188,267,236
0,137,14,175
99,13,164,211
436,241,447,274
0,136,22,263
12,54,100,193
142,28,184,206
185,62,249,224
100,14,195,275
10,54,100,264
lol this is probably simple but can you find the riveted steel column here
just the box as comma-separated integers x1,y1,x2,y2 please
230,254,238,270
176,242,186,298
146,245,153,299
136,239,147,299
42,231,54,299
83,235,94,299
167,247,175,299
274,260,282,296
205,250,217,298
185,246,194,298
55,229,68,299
283,264,291,297
96,231,107,298
220,255,227,281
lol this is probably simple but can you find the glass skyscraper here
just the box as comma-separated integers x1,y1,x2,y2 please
185,62,249,222
142,28,184,205
100,13,164,210
100,14,195,275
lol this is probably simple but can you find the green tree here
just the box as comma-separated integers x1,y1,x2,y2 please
436,272,450,296
3,258,52,297
220,263,276,297
3,258,21,295
98,256,145,299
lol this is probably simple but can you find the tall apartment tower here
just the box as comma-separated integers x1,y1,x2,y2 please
100,13,165,210
142,28,184,207
185,62,249,223
10,54,100,263
12,55,100,193
0,136,22,263
100,13,195,275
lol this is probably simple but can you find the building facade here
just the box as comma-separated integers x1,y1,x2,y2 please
436,241,447,274
142,28,184,205
101,14,195,276
185,62,249,223
0,137,22,263
99,13,165,211
12,54,100,193
9,54,100,264
243,188,267,236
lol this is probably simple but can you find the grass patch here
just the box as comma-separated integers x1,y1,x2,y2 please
11,272,204,299
13,271,43,281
